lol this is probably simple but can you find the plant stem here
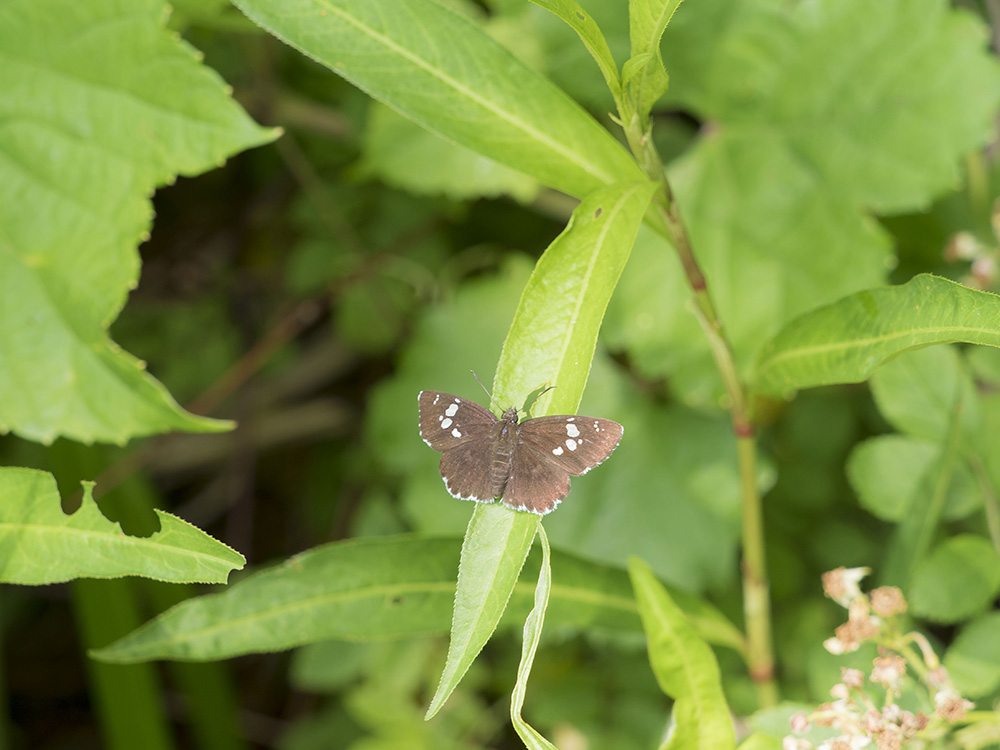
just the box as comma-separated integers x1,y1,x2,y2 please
624,114,778,706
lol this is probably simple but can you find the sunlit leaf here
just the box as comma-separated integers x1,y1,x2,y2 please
0,0,276,443
232,0,643,197
427,180,655,717
629,556,736,750
0,468,244,585
754,276,1000,395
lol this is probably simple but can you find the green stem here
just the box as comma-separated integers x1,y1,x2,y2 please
623,110,777,707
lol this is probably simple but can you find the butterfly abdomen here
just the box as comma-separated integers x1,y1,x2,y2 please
490,408,518,498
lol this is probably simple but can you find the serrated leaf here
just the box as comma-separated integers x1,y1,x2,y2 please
0,0,276,444
636,0,1000,374
426,181,656,716
909,535,1000,624
0,468,244,585
93,536,462,663
753,275,1000,395
425,506,539,718
629,556,736,750
232,0,643,198
92,535,742,664
945,613,1000,698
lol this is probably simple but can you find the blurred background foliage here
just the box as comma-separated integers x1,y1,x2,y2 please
4,0,1000,747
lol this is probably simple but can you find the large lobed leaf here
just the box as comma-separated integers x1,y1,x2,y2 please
609,0,1000,396
0,468,244,585
232,0,644,198
0,0,277,444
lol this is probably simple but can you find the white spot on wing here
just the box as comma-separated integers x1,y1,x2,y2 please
445,403,459,417
451,428,462,438
566,438,578,451
552,446,564,456
441,417,453,429
566,423,580,438
433,394,440,404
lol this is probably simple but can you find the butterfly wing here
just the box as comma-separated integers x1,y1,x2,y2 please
439,440,505,502
517,415,624,476
418,391,504,503
418,391,498,451
502,440,572,515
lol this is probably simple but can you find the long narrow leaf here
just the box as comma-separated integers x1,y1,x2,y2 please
530,0,622,102
627,0,686,116
629,557,736,750
232,0,643,197
92,534,744,664
0,468,244,585
753,275,1000,394
425,506,539,718
511,525,558,750
427,180,655,716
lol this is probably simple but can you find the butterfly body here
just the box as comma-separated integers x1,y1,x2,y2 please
418,390,623,515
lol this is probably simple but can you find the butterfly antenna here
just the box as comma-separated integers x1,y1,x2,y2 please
470,370,502,411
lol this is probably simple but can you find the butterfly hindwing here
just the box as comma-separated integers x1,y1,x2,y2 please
503,440,572,515
439,439,505,503
517,415,624,476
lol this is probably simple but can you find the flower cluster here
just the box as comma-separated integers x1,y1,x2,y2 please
943,200,1000,290
783,568,974,750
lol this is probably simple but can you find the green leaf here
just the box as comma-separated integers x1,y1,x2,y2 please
529,0,622,103
869,345,979,443
909,535,1000,624
425,506,539,718
510,525,558,750
944,612,1000,698
232,0,643,198
92,535,743,664
846,436,980,522
737,734,781,750
622,0,1000,378
356,103,539,202
753,275,1000,395
92,536,462,663
427,180,654,716
0,0,276,444
491,181,655,412
0,468,244,585
627,0,685,118
628,556,736,750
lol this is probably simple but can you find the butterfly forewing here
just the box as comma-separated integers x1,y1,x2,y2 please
517,415,624,476
418,391,499,451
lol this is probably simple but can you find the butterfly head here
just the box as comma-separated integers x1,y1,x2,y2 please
500,406,519,435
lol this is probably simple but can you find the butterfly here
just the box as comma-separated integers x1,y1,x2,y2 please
418,390,624,515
